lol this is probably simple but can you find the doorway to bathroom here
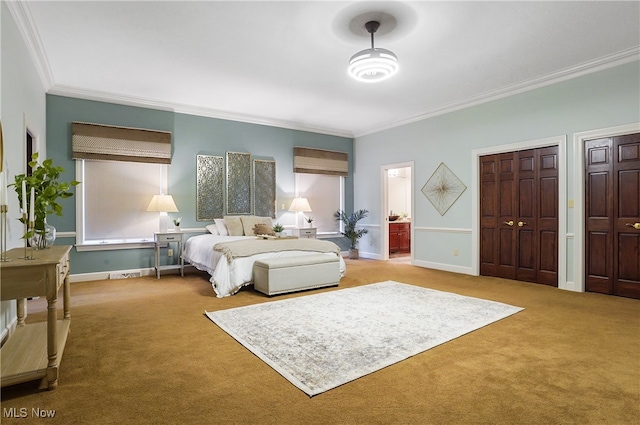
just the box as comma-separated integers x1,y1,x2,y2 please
382,162,414,263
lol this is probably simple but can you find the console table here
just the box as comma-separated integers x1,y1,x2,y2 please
0,245,72,390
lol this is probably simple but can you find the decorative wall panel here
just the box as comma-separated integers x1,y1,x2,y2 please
196,155,224,221
253,159,276,218
226,152,252,215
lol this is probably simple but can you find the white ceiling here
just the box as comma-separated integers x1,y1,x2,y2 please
10,1,640,138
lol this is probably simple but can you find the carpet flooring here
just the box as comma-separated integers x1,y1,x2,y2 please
1,259,638,424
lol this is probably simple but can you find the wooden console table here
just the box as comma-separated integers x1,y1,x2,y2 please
0,245,72,390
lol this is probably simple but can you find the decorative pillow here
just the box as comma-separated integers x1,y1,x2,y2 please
205,224,219,235
214,219,229,236
253,223,275,236
223,216,245,236
240,215,268,236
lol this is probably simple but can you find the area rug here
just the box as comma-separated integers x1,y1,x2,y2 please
205,280,523,396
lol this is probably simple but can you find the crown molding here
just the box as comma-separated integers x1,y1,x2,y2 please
172,102,354,139
46,84,354,139
6,0,54,89
353,46,640,138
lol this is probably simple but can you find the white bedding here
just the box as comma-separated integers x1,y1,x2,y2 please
183,234,346,297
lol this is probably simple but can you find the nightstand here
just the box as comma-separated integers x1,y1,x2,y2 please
293,227,317,239
154,232,184,279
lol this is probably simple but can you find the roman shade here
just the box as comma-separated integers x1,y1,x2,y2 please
293,147,348,176
72,122,172,164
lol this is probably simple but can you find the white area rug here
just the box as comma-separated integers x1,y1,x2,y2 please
205,281,523,396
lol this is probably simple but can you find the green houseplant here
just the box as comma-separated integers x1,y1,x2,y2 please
12,153,80,249
272,222,285,237
334,209,369,259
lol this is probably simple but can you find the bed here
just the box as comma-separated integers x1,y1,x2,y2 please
184,233,347,297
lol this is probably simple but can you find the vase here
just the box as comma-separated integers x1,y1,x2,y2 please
29,221,56,249
349,248,359,259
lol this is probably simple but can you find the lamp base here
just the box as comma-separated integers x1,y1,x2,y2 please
159,213,169,233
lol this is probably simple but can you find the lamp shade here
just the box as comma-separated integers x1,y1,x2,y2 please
146,194,179,213
288,197,312,212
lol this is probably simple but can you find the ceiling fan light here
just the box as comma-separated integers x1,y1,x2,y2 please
348,48,399,82
348,20,399,83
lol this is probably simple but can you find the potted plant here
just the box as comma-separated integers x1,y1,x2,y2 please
173,217,182,231
12,153,80,249
272,223,285,238
305,216,314,228
334,209,369,259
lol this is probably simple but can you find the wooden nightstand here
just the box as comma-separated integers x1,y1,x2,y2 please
154,232,184,279
293,227,317,239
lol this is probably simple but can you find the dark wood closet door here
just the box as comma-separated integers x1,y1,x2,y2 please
515,149,537,282
480,146,558,286
536,146,560,285
480,153,516,279
498,153,518,279
585,133,640,299
480,155,499,277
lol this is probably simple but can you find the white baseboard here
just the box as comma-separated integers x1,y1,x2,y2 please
358,251,383,260
412,260,474,276
69,266,192,283
1,316,18,347
559,280,581,292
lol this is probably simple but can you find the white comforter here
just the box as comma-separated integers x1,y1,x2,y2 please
183,234,346,297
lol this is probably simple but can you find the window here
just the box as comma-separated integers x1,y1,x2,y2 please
76,159,167,250
71,122,173,251
295,173,344,234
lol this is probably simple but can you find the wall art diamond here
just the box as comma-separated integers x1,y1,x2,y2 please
422,163,467,216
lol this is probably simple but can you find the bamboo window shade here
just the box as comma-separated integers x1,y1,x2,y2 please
293,147,348,176
72,122,172,164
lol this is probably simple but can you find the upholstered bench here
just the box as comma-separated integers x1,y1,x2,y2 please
253,254,340,296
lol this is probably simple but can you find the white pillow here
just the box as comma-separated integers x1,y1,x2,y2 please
223,216,245,236
205,224,219,235
214,219,228,236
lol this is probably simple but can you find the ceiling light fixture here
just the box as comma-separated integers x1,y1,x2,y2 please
348,20,398,83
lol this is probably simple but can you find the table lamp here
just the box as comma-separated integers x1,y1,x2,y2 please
288,197,312,228
147,194,179,233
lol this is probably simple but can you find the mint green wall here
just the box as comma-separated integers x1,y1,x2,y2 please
46,95,353,274
354,61,640,284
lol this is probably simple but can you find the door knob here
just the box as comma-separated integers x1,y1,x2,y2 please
518,221,527,227
626,222,640,230
503,220,514,226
